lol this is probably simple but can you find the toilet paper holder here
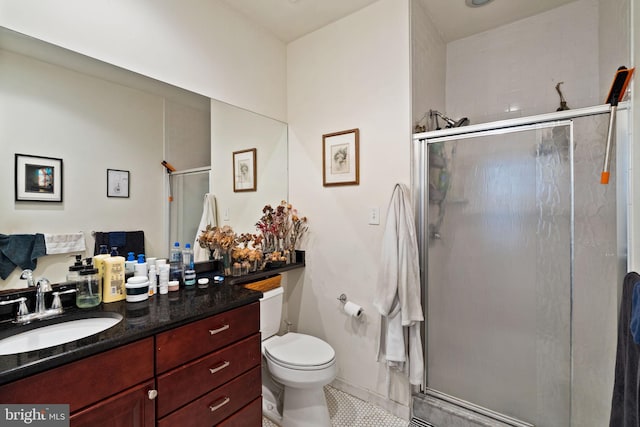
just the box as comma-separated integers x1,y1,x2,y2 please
337,293,347,304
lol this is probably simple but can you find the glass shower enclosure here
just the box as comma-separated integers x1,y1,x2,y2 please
412,104,629,426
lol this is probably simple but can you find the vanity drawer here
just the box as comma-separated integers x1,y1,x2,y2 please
0,337,154,412
217,397,262,427
156,302,259,373
156,333,261,417
158,365,261,427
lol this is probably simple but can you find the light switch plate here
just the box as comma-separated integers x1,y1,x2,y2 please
368,207,380,225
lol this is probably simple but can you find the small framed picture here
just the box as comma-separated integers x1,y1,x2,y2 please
15,153,63,202
107,169,130,198
322,128,359,186
233,148,257,192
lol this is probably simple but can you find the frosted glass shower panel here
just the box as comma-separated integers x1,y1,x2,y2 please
169,170,210,250
426,123,572,426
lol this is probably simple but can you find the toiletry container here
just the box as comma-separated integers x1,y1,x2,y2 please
77,260,101,308
135,254,148,277
126,276,149,302
93,253,111,294
148,265,157,296
170,242,182,284
103,256,126,303
125,252,136,278
67,254,84,285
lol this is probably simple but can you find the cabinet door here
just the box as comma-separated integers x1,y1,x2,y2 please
0,337,154,412
70,380,155,427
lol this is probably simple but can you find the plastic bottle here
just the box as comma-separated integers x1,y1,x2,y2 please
110,246,119,256
158,264,170,294
98,245,109,255
148,265,157,296
103,256,126,303
134,253,148,277
169,242,183,284
182,243,194,271
125,252,137,278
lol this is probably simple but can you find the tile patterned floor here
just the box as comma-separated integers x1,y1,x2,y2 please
262,385,407,427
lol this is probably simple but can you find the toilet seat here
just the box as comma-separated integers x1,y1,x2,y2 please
264,333,335,371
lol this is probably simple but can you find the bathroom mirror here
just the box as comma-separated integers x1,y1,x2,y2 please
0,26,287,255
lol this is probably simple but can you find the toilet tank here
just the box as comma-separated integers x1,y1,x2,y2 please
260,286,284,340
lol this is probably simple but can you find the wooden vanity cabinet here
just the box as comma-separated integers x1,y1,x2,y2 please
0,337,156,426
156,302,262,426
0,301,262,427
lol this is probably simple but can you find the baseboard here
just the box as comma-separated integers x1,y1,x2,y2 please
330,378,411,421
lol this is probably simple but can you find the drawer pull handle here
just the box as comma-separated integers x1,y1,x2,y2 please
209,324,230,335
209,396,230,412
148,389,158,400
209,360,230,374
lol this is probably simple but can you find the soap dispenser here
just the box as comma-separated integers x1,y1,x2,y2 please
77,258,101,308
67,254,84,286
135,254,148,277
125,252,136,279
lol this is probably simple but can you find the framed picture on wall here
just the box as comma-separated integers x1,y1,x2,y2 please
15,153,63,202
107,169,130,198
233,148,257,192
322,128,359,186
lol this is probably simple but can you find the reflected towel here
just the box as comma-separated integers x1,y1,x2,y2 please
194,193,218,263
94,231,145,257
0,234,46,279
44,232,86,255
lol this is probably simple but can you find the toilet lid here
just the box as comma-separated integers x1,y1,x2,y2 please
264,333,335,369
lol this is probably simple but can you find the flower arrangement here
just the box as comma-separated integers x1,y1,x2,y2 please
256,200,308,263
197,225,237,258
196,201,308,275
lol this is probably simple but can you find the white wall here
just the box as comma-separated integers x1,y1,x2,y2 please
0,0,287,122
446,0,600,125
411,0,446,128
0,50,165,289
287,0,413,414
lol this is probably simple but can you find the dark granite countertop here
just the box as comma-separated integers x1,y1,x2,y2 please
0,283,261,386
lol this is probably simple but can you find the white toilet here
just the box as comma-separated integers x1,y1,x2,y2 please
260,286,337,427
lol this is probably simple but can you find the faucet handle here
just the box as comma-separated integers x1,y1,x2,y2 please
51,289,76,310
0,297,29,317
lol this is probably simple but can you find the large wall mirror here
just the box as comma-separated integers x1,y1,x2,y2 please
0,26,287,288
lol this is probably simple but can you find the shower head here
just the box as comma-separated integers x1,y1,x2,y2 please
429,110,469,129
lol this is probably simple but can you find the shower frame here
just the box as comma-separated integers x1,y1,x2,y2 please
411,102,631,426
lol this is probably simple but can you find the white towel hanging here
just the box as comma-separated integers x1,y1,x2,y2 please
194,193,218,262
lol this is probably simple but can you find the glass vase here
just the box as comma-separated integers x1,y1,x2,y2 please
222,251,232,276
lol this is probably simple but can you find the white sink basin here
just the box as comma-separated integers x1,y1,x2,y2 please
0,314,123,355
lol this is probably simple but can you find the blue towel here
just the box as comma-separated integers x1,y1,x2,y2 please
0,234,46,280
109,231,127,249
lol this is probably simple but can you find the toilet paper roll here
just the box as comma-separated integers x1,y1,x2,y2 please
343,301,363,318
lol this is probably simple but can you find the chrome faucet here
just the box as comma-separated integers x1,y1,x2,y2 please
35,278,52,314
13,270,68,324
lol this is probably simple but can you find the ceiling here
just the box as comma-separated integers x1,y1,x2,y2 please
221,0,579,43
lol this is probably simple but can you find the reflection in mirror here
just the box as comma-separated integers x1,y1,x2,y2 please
0,26,288,289
211,100,288,236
